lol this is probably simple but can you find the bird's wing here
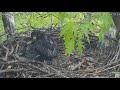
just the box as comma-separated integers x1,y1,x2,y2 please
41,36,54,50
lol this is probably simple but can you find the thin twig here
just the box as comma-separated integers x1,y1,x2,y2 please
0,69,29,74
2,45,9,61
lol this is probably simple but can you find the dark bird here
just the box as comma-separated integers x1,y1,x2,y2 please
23,30,58,64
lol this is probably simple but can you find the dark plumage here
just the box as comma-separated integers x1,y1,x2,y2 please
23,30,58,64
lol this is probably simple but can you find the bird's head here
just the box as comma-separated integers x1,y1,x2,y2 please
31,30,45,40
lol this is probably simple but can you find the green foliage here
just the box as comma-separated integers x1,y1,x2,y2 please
0,14,7,43
58,12,114,56
0,12,114,57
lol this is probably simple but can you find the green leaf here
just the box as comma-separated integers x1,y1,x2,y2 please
76,40,84,55
66,12,76,18
98,31,104,41
65,39,75,56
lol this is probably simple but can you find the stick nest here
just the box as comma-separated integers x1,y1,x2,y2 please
0,29,119,78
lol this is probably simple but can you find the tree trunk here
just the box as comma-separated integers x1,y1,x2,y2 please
2,12,16,38
111,12,120,39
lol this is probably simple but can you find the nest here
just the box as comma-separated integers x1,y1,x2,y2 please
0,29,119,78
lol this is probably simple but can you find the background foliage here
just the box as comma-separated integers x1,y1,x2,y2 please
0,12,114,56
